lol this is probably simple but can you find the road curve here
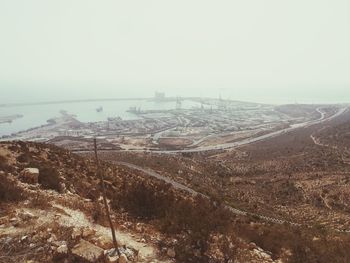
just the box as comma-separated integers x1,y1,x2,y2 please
114,161,350,233
114,161,300,226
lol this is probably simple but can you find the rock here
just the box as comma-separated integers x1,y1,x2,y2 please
106,255,119,263
253,248,272,260
52,240,67,247
57,244,68,254
72,239,104,262
95,235,112,249
59,182,66,193
36,247,44,253
71,227,82,239
119,247,134,259
211,235,219,242
167,248,176,258
120,224,128,231
20,168,39,184
280,248,292,257
82,227,96,238
47,234,57,243
21,235,29,242
17,211,36,221
135,223,144,232
69,187,76,194
193,249,201,257
104,248,119,262
118,254,128,263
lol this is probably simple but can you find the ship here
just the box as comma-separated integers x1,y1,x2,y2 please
127,107,141,114
107,116,122,122
0,114,23,124
96,106,103,112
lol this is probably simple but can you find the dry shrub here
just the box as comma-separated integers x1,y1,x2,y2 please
0,155,12,173
91,202,106,224
234,222,350,263
162,196,233,262
38,166,61,191
30,192,51,209
112,180,174,219
0,174,25,201
111,180,235,262
17,152,31,163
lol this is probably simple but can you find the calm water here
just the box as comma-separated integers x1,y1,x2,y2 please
0,99,201,136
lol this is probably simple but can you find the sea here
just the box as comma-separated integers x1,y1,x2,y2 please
0,99,202,136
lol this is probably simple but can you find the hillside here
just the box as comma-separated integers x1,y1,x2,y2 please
1,140,350,262
0,141,287,263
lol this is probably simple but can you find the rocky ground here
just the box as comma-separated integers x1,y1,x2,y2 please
0,141,287,263
0,142,169,262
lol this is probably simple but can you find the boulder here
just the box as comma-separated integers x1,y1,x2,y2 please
118,254,128,263
57,244,68,254
94,235,112,249
52,240,67,247
106,255,119,263
71,227,82,239
72,239,104,262
167,248,176,258
59,182,66,193
82,227,96,238
20,168,39,184
17,210,36,221
47,234,57,243
21,235,29,242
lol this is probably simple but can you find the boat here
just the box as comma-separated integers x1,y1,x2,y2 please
107,116,122,122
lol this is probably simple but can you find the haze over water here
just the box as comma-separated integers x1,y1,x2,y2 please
1,0,350,106
0,99,205,136
2,85,349,106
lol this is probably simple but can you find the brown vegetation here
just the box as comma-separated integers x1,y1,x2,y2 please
2,135,350,262
0,174,25,202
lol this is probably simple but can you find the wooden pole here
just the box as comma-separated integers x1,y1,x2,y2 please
94,138,120,256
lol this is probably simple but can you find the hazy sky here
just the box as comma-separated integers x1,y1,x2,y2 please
1,0,349,104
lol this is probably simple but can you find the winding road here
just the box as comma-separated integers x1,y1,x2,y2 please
115,161,300,225
310,113,350,165
114,160,350,233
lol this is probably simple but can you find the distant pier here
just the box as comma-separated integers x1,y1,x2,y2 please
0,97,150,108
0,114,23,124
0,96,202,108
